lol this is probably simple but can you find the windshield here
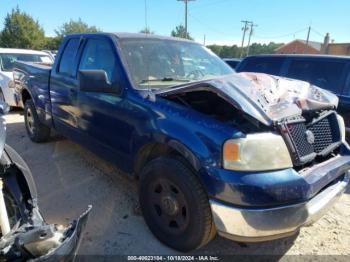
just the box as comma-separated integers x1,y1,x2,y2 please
0,53,53,72
119,38,234,89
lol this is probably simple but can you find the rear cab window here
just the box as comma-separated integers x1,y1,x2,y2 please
286,58,347,94
342,67,350,96
58,38,80,77
237,57,285,76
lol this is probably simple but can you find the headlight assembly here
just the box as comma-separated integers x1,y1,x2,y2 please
223,132,293,171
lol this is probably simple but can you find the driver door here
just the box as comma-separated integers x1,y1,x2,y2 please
76,36,134,168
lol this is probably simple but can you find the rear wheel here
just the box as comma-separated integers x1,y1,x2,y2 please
24,100,51,142
139,157,216,251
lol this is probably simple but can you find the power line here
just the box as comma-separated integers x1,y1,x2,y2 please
311,27,326,38
188,13,228,36
191,0,231,10
254,27,309,39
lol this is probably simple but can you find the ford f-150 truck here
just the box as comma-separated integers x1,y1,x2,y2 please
13,33,350,252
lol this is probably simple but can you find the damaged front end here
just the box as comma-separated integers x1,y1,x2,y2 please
157,72,339,127
156,72,349,242
158,72,345,168
0,105,91,261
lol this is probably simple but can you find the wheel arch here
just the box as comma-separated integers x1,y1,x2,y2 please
21,88,32,106
134,141,202,179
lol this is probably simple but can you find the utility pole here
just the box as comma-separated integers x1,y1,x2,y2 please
240,20,251,58
144,0,149,34
246,22,258,56
203,34,206,46
305,26,311,52
177,0,196,39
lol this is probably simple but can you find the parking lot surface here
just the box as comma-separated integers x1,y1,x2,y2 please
4,111,350,256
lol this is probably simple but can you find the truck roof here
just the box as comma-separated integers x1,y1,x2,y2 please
244,53,350,60
66,32,196,43
0,48,50,55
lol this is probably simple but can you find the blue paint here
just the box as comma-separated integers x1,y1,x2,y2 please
16,33,350,208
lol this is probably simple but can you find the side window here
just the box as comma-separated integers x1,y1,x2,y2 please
287,60,346,92
240,57,284,75
343,70,350,96
79,38,116,82
58,38,80,76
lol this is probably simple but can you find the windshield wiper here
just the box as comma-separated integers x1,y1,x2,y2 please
140,77,190,84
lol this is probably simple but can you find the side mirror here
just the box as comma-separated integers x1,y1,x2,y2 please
78,70,122,95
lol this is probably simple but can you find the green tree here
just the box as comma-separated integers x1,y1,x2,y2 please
171,24,193,40
44,37,61,50
246,42,284,56
207,42,284,58
47,18,100,50
207,44,223,56
139,27,154,34
0,7,46,49
55,18,100,40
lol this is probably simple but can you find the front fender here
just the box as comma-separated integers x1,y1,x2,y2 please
130,94,243,189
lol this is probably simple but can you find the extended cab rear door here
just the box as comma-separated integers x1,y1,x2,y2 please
50,37,82,135
75,35,134,169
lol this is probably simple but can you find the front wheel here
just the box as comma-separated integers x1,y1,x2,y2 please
139,157,216,251
24,100,51,143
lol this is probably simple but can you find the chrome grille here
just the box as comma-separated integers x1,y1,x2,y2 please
308,113,340,153
280,111,341,166
286,122,314,157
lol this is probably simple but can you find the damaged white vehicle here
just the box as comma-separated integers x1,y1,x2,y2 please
0,104,91,261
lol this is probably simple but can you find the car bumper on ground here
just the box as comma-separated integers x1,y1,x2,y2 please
209,154,350,242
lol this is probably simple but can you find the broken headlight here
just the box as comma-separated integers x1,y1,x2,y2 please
223,132,293,171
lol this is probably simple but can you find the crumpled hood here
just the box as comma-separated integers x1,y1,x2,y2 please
157,72,339,126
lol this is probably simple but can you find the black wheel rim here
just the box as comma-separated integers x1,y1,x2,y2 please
147,178,190,235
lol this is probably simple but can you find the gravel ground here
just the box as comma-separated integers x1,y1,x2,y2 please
4,111,350,257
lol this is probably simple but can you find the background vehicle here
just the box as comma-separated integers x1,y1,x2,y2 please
223,58,241,70
14,33,350,251
41,50,57,60
0,48,53,107
0,103,91,261
236,54,350,137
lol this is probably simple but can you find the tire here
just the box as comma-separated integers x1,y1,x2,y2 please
139,156,216,251
24,100,51,142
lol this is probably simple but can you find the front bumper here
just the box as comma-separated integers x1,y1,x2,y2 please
210,153,350,242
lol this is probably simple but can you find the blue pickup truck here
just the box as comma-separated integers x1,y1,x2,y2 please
14,33,350,251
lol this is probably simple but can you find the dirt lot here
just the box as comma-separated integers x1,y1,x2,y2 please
4,111,350,257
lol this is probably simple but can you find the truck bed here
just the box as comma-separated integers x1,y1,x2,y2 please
14,61,53,125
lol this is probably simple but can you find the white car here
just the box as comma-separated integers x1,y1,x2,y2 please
0,48,53,107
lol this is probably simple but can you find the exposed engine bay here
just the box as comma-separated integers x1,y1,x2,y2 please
157,72,344,167
157,72,339,126
163,89,265,133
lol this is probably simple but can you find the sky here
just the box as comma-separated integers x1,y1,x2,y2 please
1,0,350,46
